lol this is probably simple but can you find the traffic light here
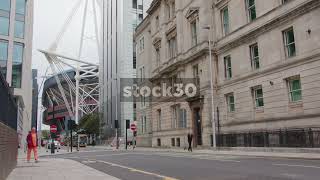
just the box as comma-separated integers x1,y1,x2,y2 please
68,120,77,130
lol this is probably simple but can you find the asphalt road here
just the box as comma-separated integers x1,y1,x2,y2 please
47,149,320,180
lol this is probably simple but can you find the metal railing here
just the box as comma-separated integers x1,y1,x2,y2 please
0,72,17,130
217,128,320,148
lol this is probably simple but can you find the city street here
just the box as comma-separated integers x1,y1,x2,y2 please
46,149,320,180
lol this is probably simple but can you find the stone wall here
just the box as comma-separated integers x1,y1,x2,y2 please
0,122,18,180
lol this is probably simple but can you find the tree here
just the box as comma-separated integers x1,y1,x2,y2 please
78,113,100,135
41,130,50,140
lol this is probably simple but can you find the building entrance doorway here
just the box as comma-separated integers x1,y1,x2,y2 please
193,108,202,146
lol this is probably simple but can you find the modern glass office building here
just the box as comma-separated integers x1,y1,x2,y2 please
101,0,152,139
0,0,34,147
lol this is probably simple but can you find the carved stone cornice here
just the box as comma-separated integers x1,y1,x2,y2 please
185,7,199,22
147,0,162,15
166,25,177,39
153,37,162,49
216,0,320,55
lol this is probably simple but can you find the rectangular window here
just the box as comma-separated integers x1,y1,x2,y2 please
167,3,171,20
138,14,143,22
176,138,180,147
141,116,144,133
16,0,26,15
178,109,187,128
133,56,136,69
171,2,175,18
132,0,137,9
0,16,9,36
157,109,161,130
288,77,302,102
246,0,256,22
12,42,24,88
168,37,177,58
171,105,179,129
139,37,145,52
155,16,159,28
283,27,296,58
14,20,24,38
221,6,229,36
144,116,147,133
171,138,175,147
193,64,200,86
253,86,264,108
250,43,260,69
15,0,26,39
224,55,232,79
0,0,11,11
0,40,8,78
226,94,235,112
156,48,160,67
191,20,198,46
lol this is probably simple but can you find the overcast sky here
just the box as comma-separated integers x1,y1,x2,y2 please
33,0,102,130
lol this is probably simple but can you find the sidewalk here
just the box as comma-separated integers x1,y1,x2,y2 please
92,145,320,160
8,147,120,180
7,158,120,180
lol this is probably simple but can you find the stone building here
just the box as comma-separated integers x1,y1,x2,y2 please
135,0,320,148
213,0,320,147
135,0,215,147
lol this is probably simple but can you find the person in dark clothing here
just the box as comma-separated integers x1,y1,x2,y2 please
187,133,193,152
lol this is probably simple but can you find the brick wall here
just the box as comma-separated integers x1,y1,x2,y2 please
0,122,18,180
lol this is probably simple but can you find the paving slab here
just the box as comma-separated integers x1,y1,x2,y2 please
7,158,120,180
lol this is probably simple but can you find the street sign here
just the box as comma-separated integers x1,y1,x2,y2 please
130,124,137,131
50,125,57,133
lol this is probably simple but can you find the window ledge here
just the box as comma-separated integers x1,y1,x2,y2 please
227,112,235,116
255,107,264,113
289,101,303,108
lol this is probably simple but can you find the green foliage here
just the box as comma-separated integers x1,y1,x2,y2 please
78,113,100,135
41,130,50,140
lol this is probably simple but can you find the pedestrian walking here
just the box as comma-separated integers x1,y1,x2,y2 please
26,127,38,163
187,133,193,152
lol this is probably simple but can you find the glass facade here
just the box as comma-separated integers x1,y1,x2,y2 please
0,16,9,35
15,0,26,15
12,42,24,88
14,20,24,38
0,0,11,11
0,40,8,78
15,0,26,39
0,0,10,36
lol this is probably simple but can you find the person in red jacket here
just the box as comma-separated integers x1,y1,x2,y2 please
26,127,38,163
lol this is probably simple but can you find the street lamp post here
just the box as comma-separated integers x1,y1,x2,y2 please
203,26,217,148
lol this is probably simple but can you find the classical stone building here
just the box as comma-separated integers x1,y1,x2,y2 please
135,0,215,147
213,0,320,147
135,0,320,148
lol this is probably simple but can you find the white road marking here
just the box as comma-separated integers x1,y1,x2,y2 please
68,152,241,163
96,160,179,180
273,163,320,169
